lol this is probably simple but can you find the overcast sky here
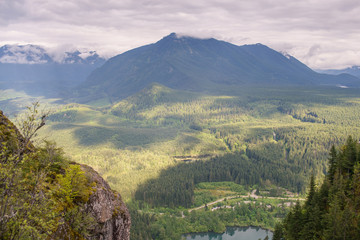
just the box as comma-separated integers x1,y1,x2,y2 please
1,0,359,69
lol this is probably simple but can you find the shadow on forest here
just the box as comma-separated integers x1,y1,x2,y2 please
134,152,306,208
72,125,178,148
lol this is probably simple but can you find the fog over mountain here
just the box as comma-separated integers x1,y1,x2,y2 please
0,44,106,97
316,66,360,79
2,0,360,70
0,44,106,65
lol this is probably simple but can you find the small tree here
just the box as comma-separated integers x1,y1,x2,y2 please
16,101,49,149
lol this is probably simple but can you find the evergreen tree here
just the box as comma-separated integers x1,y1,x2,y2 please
328,145,337,183
273,223,284,240
278,138,360,239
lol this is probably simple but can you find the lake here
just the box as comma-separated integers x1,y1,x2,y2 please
184,226,273,240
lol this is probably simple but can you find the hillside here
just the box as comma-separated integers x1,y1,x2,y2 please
73,33,360,103
274,138,360,239
0,109,130,239
38,82,360,239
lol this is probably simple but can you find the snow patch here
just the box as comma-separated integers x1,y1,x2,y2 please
0,44,49,64
337,84,349,88
0,44,104,64
280,51,292,60
79,50,96,59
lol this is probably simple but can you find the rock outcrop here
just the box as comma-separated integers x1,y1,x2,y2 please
82,164,131,240
0,110,131,239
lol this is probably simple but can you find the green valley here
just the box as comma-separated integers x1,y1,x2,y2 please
2,36,360,239
29,84,360,239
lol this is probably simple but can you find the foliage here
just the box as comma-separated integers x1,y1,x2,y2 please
32,86,360,238
36,86,360,202
0,105,96,239
130,197,289,240
275,137,360,239
135,153,305,207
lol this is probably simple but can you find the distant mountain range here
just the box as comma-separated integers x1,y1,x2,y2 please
73,33,360,103
0,44,106,97
0,44,105,65
316,66,360,79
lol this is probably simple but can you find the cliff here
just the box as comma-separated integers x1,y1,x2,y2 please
0,110,130,239
82,164,131,240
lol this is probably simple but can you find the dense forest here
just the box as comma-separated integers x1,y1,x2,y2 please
274,136,360,239
134,152,305,208
4,85,360,239
36,85,360,202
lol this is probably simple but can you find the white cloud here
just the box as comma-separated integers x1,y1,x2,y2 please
0,0,360,68
0,44,49,64
46,44,77,63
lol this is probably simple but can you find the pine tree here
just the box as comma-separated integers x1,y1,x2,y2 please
328,145,337,183
272,223,284,240
305,174,316,208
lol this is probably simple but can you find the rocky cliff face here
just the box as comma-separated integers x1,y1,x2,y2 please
82,164,131,240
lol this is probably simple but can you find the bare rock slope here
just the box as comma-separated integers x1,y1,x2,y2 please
82,164,131,240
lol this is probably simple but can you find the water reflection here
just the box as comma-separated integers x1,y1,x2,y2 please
184,226,272,240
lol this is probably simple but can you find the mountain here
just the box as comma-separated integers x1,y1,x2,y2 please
73,33,360,103
0,44,105,65
316,65,360,79
0,44,106,97
110,83,201,116
0,44,53,64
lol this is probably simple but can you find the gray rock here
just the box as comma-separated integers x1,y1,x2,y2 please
81,164,131,240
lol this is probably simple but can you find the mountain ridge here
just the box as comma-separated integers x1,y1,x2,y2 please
316,65,360,78
0,44,105,65
0,44,106,97
73,33,360,103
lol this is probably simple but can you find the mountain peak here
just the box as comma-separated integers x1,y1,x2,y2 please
167,32,177,38
159,32,213,43
75,34,360,103
158,32,186,43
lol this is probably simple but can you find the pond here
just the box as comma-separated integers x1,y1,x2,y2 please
184,226,273,240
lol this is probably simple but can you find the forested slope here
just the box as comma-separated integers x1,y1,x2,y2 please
274,137,360,239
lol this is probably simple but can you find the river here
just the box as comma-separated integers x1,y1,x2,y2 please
184,226,273,240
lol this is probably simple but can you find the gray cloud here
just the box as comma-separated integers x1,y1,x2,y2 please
0,0,27,24
0,0,359,69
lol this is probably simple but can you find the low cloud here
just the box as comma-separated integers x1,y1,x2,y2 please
0,0,359,68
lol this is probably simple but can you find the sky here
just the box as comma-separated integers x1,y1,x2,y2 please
0,0,359,69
